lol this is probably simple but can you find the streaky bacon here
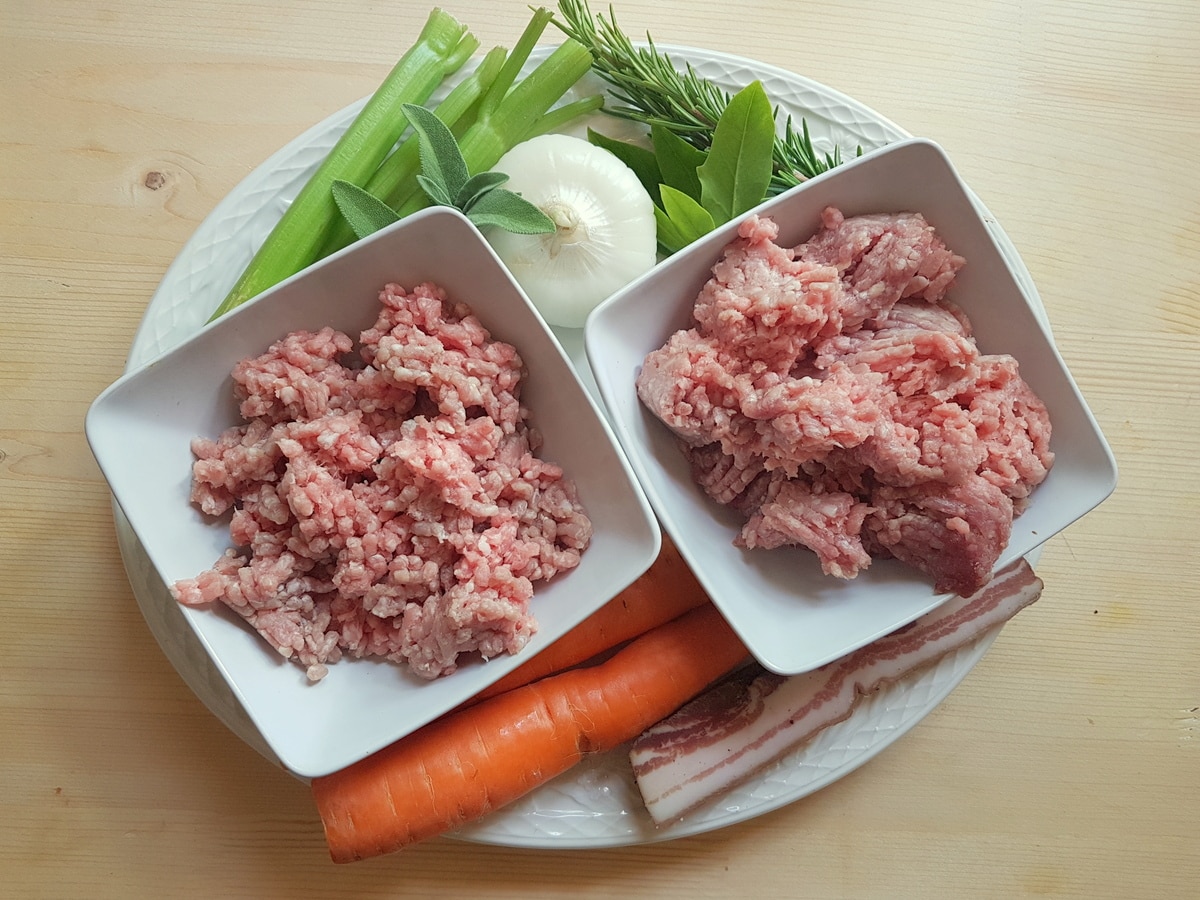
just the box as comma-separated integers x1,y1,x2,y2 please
629,558,1043,824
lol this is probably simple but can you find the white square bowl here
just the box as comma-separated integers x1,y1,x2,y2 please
86,206,661,778
585,137,1116,676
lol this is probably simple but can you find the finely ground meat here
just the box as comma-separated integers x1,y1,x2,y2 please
637,208,1053,596
173,282,592,682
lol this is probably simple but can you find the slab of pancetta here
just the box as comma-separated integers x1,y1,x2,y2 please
630,558,1043,824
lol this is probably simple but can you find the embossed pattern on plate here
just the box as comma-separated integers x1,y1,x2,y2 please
118,45,1043,849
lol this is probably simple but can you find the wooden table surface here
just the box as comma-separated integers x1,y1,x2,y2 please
3,0,1197,896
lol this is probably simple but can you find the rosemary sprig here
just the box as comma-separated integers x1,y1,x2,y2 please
554,0,860,194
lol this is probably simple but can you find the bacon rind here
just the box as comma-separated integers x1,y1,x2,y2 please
629,559,1043,824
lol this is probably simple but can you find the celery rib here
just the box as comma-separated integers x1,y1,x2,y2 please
396,37,597,217
460,41,596,171
208,8,477,321
316,45,509,261
522,94,605,140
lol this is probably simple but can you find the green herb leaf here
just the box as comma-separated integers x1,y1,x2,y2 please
457,171,510,212
655,184,716,253
697,81,776,224
467,188,555,234
651,123,706,201
331,179,401,239
653,206,688,255
416,173,455,208
404,102,469,202
587,128,663,205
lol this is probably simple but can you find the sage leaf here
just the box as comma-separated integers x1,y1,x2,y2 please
697,80,775,224
457,171,510,212
416,173,455,208
331,179,401,240
403,102,468,202
467,188,555,234
403,100,553,236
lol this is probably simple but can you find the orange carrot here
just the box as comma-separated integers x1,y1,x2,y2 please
311,603,747,862
470,535,710,702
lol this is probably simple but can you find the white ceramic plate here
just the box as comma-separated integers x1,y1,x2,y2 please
115,44,1051,847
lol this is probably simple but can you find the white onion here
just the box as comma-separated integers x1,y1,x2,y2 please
484,133,657,329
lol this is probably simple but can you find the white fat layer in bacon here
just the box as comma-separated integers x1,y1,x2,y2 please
630,559,1042,824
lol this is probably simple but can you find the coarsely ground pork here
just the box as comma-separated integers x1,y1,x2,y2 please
637,209,1053,596
173,282,592,682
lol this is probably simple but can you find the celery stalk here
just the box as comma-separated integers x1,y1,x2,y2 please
316,45,508,260
521,94,605,139
463,40,597,180
477,7,557,120
208,8,478,321
344,7,564,230
395,37,596,217
378,5,544,220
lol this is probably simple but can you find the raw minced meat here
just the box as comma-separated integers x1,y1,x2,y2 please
172,282,592,682
637,209,1053,596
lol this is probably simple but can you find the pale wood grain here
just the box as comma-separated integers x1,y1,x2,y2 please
2,0,1197,897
